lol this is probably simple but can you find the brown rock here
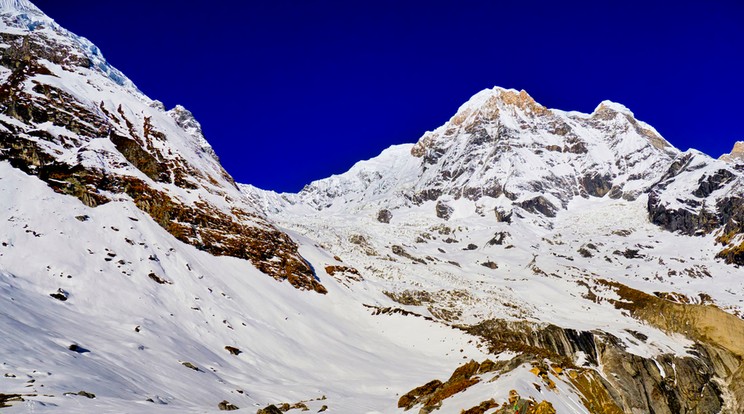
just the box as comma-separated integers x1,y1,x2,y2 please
720,141,744,164
225,346,241,356
256,404,283,414
218,400,239,411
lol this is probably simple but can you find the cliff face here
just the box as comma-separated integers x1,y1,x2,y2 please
0,5,324,292
647,151,744,265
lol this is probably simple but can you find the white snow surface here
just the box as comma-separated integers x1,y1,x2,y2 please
0,162,491,413
1,2,743,413
0,0,39,13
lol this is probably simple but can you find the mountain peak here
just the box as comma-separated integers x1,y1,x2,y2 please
458,86,544,112
3,3,744,414
720,141,744,163
0,0,41,13
448,86,548,128
593,100,634,118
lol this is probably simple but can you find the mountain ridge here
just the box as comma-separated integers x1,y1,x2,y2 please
0,1,325,292
245,85,742,266
242,86,744,413
1,1,744,413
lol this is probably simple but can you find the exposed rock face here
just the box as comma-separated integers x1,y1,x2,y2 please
517,196,557,218
464,320,598,366
717,240,744,266
376,208,392,223
0,393,24,408
256,404,282,414
580,172,613,198
217,400,239,411
398,360,482,411
435,200,453,220
460,399,499,414
494,207,512,223
391,245,426,265
0,8,324,293
598,339,722,414
599,280,744,411
647,152,744,264
463,316,731,414
400,357,570,414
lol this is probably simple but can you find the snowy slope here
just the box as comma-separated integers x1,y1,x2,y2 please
1,1,743,413
0,162,492,413
0,3,611,413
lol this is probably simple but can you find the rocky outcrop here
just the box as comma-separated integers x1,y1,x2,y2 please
435,200,453,220
217,400,239,411
460,399,499,414
494,208,512,223
463,320,598,367
398,360,482,411
377,208,392,223
597,338,722,414
458,311,738,414
0,17,325,293
720,141,744,164
391,245,426,265
580,172,613,198
517,196,558,218
716,241,744,266
400,359,562,414
647,192,720,236
0,393,24,408
646,152,744,264
693,169,736,198
256,405,283,414
598,280,744,411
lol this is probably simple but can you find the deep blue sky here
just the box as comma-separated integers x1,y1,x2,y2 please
33,1,744,192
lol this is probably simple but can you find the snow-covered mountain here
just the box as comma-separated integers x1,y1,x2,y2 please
244,87,744,412
0,1,324,293
288,89,678,212
1,1,744,414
